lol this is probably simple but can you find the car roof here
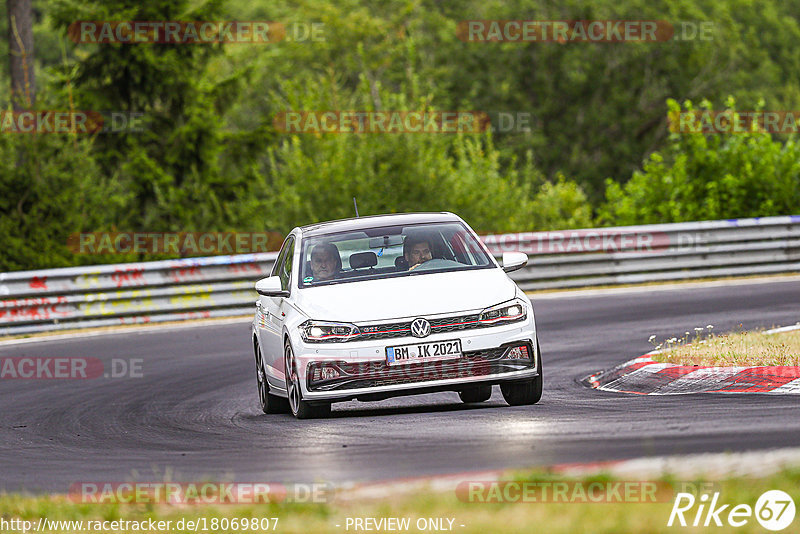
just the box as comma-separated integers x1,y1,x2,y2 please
298,212,463,238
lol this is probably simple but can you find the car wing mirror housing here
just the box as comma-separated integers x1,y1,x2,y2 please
255,276,289,297
501,251,528,273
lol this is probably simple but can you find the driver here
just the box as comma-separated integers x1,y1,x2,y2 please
309,242,342,281
403,234,433,270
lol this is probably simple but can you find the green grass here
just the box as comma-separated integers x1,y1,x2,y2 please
3,469,800,533
652,328,800,367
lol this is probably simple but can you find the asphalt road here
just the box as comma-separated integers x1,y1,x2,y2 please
1,278,799,493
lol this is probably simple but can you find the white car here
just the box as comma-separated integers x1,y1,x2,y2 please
251,212,542,418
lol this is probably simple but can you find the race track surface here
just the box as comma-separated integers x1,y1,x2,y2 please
1,278,799,492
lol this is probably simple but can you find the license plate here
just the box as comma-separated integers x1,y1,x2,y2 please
386,339,462,366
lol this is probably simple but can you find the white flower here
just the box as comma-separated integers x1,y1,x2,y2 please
648,335,657,343
706,325,714,330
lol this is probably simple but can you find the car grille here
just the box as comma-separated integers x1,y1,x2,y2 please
355,313,485,341
307,344,534,391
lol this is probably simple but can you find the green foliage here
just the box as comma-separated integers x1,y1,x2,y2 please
48,0,248,231
0,134,123,270
532,174,593,230
222,0,800,202
599,98,800,225
3,0,800,271
248,75,536,234
300,0,800,199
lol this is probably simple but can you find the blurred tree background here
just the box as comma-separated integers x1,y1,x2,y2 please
1,0,799,269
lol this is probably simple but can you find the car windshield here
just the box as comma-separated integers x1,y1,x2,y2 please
299,221,494,287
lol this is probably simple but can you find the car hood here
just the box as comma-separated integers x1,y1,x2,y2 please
293,268,517,322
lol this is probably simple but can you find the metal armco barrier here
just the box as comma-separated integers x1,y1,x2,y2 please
0,254,278,336
1,216,799,335
484,215,800,290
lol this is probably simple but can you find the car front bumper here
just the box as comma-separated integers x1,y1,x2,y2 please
292,318,538,402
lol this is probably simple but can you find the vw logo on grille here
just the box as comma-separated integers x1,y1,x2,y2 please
410,318,431,338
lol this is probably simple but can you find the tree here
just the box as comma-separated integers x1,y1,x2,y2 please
49,0,248,232
6,0,35,109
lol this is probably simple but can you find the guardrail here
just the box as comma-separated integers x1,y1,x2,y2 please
483,215,800,290
1,216,799,335
0,254,278,336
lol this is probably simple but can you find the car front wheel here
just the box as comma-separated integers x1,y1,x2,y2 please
284,341,331,419
500,339,543,406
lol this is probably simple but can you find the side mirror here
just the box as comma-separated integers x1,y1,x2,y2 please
501,251,528,273
255,276,289,297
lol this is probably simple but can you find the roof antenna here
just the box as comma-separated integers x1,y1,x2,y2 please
353,197,360,218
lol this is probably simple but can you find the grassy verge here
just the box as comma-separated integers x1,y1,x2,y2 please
651,327,800,367
2,469,800,533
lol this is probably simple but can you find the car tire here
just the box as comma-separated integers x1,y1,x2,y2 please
500,339,543,406
458,385,492,403
284,341,331,419
254,339,289,414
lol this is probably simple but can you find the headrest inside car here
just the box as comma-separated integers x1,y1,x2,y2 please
349,251,378,269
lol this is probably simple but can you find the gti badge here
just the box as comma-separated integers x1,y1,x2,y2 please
410,318,431,338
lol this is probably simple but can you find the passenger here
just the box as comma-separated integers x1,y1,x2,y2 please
310,242,342,281
403,234,434,270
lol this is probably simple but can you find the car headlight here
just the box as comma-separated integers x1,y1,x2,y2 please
299,320,360,343
478,298,527,325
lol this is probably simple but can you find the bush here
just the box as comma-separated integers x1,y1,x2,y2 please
0,134,123,271
247,75,538,234
599,98,800,225
532,174,593,230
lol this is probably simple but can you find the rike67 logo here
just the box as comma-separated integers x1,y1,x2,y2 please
668,490,795,531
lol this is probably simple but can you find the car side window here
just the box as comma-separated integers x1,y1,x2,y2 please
278,237,295,291
271,237,290,278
